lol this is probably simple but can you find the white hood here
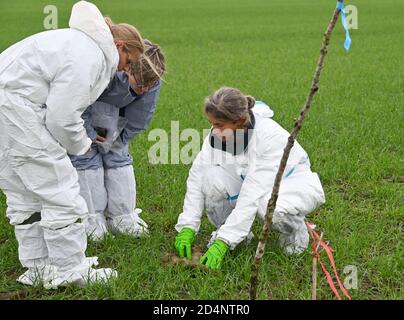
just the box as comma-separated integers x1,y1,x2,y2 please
69,1,118,78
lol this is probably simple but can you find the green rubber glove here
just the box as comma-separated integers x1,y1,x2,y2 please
175,227,195,260
199,239,229,269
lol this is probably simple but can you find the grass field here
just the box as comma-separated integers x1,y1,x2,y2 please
0,0,403,300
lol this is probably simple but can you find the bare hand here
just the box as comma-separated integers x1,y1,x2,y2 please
96,134,106,142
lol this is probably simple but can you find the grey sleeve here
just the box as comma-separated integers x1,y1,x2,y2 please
120,82,161,145
81,105,97,142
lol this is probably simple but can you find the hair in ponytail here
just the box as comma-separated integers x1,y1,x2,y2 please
246,95,256,110
204,87,255,125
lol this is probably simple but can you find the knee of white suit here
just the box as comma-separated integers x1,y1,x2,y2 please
275,171,325,217
201,166,242,201
257,170,325,225
38,167,89,230
3,186,42,226
1,155,88,230
7,136,90,230
40,196,88,230
201,166,242,228
14,221,48,268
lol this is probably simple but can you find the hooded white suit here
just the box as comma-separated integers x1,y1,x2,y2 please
175,102,326,254
0,1,119,288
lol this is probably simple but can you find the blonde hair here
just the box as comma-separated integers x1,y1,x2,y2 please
204,87,255,125
131,39,166,85
104,17,144,54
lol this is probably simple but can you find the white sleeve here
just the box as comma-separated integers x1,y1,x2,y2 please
45,52,102,156
216,131,287,248
175,137,212,233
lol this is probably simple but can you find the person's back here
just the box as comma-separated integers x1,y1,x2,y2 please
0,0,122,156
0,29,106,107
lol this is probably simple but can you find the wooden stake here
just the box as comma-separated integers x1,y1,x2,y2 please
312,256,317,300
249,1,345,300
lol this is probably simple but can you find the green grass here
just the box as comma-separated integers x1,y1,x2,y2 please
0,0,403,300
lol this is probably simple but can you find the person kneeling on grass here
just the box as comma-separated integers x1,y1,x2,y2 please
70,40,166,241
174,87,326,269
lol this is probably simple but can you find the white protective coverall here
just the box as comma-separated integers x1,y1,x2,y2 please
0,1,119,288
175,102,326,254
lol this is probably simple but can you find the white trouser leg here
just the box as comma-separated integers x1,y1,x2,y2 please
77,168,108,241
0,155,49,285
104,165,148,237
15,220,47,268
201,166,254,246
41,222,116,289
0,96,117,288
202,166,242,228
43,222,86,272
14,220,50,286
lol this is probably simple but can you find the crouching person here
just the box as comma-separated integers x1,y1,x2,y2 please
174,87,325,269
70,40,166,240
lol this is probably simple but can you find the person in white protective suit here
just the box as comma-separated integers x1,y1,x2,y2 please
0,1,145,288
70,41,166,240
175,87,325,269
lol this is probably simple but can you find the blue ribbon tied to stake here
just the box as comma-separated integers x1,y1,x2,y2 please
336,1,352,51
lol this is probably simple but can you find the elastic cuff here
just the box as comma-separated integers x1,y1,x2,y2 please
216,237,234,250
